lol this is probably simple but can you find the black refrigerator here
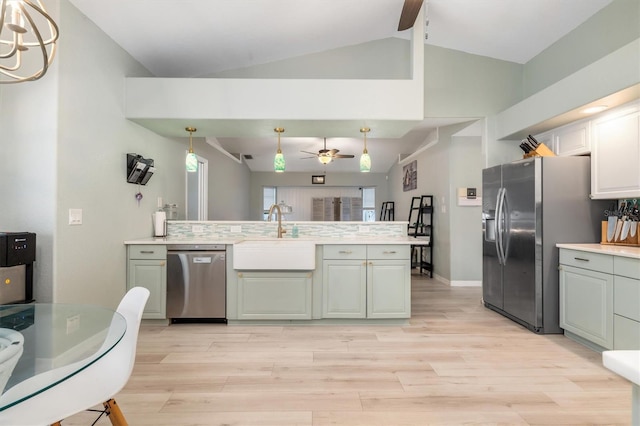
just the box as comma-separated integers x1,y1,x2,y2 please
482,156,606,333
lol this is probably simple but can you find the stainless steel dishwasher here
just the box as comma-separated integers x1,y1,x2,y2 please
166,244,226,322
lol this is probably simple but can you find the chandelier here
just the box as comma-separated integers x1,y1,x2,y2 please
0,0,59,83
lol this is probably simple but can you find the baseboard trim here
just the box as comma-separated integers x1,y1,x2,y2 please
450,280,482,287
433,275,481,287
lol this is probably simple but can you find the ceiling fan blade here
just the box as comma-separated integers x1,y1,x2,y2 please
333,154,355,159
300,156,317,159
398,0,424,31
300,150,319,155
318,149,331,154
328,149,339,155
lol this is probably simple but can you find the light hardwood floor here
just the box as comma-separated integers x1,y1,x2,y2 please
65,275,632,425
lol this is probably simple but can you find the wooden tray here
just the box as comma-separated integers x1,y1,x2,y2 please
600,221,640,246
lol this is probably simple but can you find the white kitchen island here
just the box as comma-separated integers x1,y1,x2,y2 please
125,221,428,324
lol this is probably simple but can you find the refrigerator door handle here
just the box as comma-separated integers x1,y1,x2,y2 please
496,187,506,265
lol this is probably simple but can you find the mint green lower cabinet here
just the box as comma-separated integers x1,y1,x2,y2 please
614,314,640,349
613,272,640,349
322,260,367,318
237,271,312,320
127,259,167,319
559,264,613,349
367,260,411,318
127,245,167,320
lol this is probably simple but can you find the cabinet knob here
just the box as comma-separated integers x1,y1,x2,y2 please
160,261,165,266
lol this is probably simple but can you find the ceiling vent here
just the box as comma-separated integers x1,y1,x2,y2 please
243,154,253,160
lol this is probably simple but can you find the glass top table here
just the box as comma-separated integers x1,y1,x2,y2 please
0,303,126,411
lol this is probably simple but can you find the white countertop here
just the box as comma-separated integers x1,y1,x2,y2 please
125,236,430,246
603,350,640,386
556,243,640,259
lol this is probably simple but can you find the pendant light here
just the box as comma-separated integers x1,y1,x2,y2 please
359,127,371,173
0,0,59,83
185,127,198,173
274,127,285,173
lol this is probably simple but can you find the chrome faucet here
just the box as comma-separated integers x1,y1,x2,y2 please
267,203,286,238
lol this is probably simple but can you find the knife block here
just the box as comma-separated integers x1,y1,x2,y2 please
523,142,556,159
600,221,640,246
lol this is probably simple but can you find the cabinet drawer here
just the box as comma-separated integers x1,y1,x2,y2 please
367,245,410,260
323,245,366,260
614,256,640,280
614,314,640,350
559,249,613,273
128,245,167,260
614,275,640,322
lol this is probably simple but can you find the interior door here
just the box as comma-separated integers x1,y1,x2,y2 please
501,159,537,327
482,165,503,309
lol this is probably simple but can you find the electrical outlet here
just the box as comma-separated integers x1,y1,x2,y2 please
66,314,80,334
192,225,204,233
230,225,242,233
358,226,370,233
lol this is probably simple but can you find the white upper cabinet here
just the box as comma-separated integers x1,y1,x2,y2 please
591,102,640,200
554,120,591,156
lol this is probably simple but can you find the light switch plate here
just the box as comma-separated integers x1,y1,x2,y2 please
358,226,370,233
69,208,82,225
192,225,204,233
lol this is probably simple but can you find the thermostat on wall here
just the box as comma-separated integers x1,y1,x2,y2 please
457,188,482,206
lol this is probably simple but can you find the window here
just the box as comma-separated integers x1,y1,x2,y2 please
361,187,375,222
263,186,276,220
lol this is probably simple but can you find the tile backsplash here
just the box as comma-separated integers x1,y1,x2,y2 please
167,221,406,239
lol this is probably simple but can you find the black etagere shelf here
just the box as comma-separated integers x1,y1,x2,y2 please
407,195,433,277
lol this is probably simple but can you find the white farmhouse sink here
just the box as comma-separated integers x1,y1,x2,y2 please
233,239,315,270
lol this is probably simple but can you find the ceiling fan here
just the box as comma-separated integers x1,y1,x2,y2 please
398,0,424,31
301,138,355,165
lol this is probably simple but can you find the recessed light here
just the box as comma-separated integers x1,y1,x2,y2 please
581,105,608,114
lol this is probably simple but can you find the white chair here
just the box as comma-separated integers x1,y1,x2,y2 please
0,287,149,426
0,329,24,394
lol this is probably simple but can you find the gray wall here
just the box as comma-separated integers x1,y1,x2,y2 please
388,123,482,284
207,37,411,80
193,139,252,220
524,0,640,97
0,2,59,303
54,0,188,306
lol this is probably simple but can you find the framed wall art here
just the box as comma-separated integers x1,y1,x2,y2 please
403,160,417,192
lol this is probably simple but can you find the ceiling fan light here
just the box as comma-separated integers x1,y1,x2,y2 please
318,154,332,165
360,152,371,172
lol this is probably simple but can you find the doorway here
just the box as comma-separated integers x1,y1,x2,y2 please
186,154,208,220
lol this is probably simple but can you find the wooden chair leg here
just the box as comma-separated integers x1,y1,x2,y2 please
103,398,128,426
50,422,62,426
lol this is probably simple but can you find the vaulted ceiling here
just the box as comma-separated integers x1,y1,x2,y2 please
69,0,613,172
